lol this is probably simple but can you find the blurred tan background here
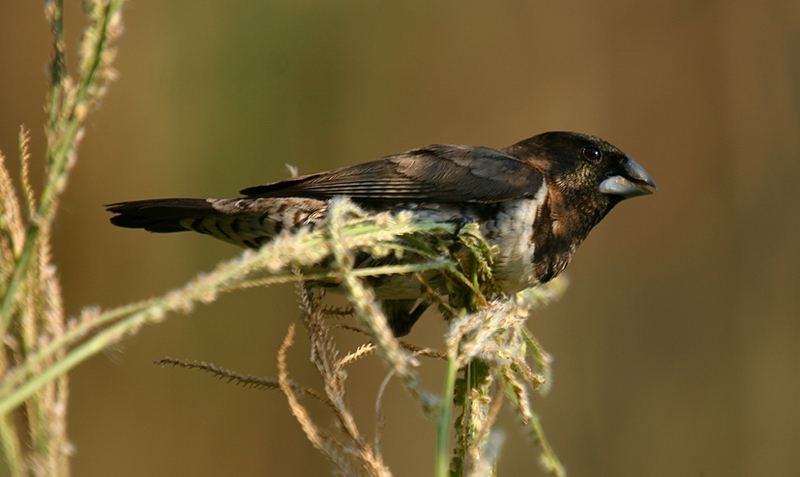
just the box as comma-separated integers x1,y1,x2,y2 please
2,1,799,476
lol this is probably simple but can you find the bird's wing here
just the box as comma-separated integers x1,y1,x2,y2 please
240,144,544,203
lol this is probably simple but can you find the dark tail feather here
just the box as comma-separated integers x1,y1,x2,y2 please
106,199,215,233
382,299,430,337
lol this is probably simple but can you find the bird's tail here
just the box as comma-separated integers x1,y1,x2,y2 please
106,197,329,248
106,199,217,233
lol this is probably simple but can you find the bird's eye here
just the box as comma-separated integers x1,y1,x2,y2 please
583,147,602,161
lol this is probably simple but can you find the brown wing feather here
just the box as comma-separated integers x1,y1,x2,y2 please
240,144,544,203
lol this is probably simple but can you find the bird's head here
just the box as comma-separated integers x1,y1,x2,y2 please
506,131,657,212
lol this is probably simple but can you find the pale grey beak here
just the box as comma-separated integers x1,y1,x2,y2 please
599,156,657,198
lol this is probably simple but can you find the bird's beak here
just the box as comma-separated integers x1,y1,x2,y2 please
599,155,658,198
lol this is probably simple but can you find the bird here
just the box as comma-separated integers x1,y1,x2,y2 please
107,132,656,336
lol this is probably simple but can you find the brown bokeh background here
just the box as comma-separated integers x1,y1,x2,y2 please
2,1,799,476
